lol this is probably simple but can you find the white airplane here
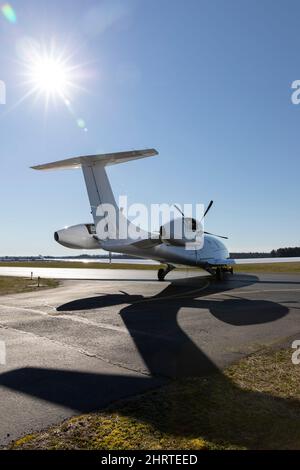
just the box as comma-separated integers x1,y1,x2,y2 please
32,149,299,281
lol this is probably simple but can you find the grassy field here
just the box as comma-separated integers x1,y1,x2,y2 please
233,262,300,273
9,345,300,450
0,276,59,296
0,261,300,273
0,261,160,270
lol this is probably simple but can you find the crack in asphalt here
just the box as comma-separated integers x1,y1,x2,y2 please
0,321,152,378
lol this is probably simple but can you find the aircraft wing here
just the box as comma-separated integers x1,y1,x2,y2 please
205,257,300,266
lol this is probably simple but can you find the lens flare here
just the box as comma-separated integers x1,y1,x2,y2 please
77,118,85,128
77,118,88,132
1,3,17,23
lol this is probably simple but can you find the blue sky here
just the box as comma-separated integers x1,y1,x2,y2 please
0,0,299,256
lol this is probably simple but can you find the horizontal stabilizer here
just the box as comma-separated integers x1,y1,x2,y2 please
31,148,158,171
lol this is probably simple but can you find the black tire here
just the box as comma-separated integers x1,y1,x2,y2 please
215,267,224,281
158,268,166,282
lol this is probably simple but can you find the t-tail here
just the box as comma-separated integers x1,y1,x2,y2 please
32,149,158,243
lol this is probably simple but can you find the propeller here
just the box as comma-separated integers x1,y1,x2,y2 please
174,204,185,218
204,231,228,240
173,201,228,240
175,201,214,221
202,200,214,220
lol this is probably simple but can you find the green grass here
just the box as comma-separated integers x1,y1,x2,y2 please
0,261,300,273
234,262,300,273
9,346,300,450
0,276,59,296
0,261,161,270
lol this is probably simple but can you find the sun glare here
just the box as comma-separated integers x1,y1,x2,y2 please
17,39,88,130
30,57,69,96
22,42,79,104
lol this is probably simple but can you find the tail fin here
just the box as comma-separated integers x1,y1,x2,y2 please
32,149,158,240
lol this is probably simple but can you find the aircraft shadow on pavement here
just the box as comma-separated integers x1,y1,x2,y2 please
0,273,297,448
56,273,289,377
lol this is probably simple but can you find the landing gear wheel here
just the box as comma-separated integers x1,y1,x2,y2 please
215,267,224,281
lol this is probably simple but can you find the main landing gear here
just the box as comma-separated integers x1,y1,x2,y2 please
157,264,174,281
215,266,234,281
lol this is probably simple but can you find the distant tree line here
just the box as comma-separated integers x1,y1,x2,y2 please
230,247,300,258
270,247,300,257
230,252,271,259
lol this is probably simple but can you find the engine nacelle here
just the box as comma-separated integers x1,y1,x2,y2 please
54,224,100,249
160,217,203,248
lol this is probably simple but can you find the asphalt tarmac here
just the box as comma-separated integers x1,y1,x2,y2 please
0,268,300,445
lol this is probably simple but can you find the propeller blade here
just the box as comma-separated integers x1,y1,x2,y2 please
204,231,228,240
203,200,214,218
174,204,185,217
175,201,214,220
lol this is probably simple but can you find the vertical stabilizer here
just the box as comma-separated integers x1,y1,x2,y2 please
32,149,158,241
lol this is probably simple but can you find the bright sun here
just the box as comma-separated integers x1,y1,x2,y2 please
30,57,70,96
18,40,88,131
22,42,78,103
